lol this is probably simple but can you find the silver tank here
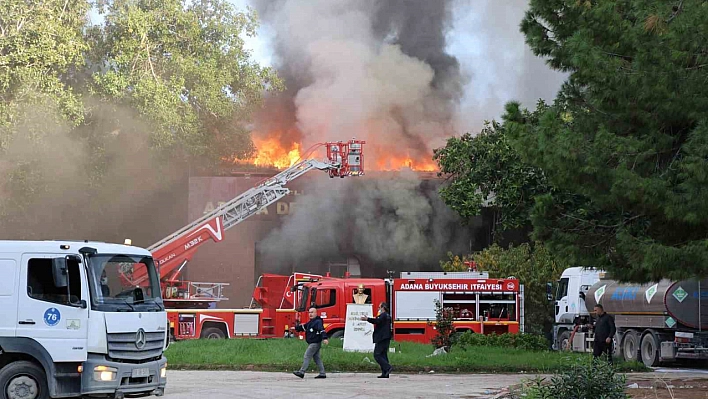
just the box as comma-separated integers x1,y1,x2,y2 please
586,278,708,329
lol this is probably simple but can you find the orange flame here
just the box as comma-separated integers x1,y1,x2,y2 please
241,134,438,172
373,155,437,172
249,136,302,169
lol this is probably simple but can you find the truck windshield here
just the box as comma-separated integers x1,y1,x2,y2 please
296,286,310,312
86,254,163,312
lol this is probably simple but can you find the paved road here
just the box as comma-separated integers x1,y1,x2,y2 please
161,369,708,399
161,370,543,399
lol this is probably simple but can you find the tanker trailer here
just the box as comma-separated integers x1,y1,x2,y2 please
583,277,708,367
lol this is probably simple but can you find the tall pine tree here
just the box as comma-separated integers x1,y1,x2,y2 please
505,1,708,282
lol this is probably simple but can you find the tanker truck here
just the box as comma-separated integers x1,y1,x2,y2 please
550,267,708,367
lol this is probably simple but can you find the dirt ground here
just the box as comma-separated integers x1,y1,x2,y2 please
624,374,708,399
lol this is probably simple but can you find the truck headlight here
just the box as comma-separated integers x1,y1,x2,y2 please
160,365,167,378
93,366,118,382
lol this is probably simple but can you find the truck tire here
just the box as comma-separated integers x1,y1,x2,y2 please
329,330,344,339
558,330,571,351
0,360,49,399
622,330,640,363
201,327,226,339
640,332,660,367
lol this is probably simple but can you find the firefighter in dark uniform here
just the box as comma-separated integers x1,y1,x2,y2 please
592,304,616,363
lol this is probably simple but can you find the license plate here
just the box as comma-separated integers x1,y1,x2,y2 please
131,368,150,378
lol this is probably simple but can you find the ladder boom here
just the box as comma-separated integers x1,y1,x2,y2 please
122,139,365,293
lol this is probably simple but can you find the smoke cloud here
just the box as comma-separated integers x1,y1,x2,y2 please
247,0,566,271
247,0,471,271
258,171,471,275
251,0,462,165
0,96,188,246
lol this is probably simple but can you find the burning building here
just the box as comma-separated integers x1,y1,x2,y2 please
182,166,493,308
179,0,483,307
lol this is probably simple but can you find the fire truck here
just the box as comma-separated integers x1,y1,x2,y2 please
119,139,366,340
266,271,525,343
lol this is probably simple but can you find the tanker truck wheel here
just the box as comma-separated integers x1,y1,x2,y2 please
640,332,660,367
622,330,640,363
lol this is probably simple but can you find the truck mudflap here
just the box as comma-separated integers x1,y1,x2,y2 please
80,353,166,398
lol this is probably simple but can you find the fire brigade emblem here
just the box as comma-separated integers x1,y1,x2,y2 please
506,281,516,291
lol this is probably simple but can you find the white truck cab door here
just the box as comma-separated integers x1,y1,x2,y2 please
555,277,570,323
17,254,90,362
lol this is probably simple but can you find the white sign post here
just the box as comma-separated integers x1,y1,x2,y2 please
343,303,375,352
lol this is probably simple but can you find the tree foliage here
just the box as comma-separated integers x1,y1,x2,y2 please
441,242,565,334
504,0,708,282
0,0,89,144
433,115,551,241
431,299,455,351
0,0,281,240
87,0,282,163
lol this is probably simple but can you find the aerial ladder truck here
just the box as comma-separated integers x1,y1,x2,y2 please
117,139,365,340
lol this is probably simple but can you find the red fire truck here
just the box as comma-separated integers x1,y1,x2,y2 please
274,271,524,343
117,139,366,340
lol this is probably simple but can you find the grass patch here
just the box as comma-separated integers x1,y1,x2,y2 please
164,339,648,374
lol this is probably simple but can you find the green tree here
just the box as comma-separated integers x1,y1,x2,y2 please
442,242,565,334
433,116,550,242
0,0,90,227
501,1,708,282
87,0,283,165
0,0,89,144
0,0,281,241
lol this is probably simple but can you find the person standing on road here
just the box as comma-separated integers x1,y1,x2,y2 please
293,307,329,379
361,301,392,378
592,304,616,364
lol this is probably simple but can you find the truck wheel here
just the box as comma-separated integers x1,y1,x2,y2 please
201,327,226,339
558,330,571,351
0,360,49,399
329,330,344,339
622,331,639,363
640,332,660,367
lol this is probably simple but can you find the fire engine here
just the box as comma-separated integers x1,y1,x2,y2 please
263,271,525,343
119,139,366,340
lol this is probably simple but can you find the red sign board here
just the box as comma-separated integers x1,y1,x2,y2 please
393,278,519,293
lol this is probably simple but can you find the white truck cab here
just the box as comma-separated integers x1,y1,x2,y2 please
0,240,168,399
551,266,601,350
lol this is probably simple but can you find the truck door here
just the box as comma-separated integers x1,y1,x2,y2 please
17,254,89,362
0,257,19,338
555,277,570,323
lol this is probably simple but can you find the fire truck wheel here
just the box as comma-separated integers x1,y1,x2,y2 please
0,360,49,399
329,330,344,339
201,327,226,339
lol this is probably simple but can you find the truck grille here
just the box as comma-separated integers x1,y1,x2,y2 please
107,331,164,362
